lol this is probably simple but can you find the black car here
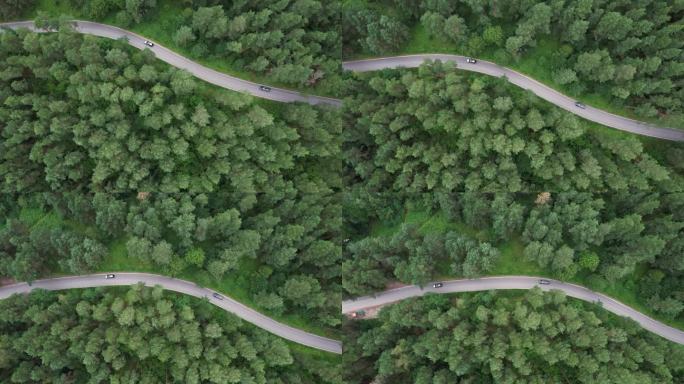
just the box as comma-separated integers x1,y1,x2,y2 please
105,274,116,279
466,58,477,64
259,85,272,92
143,40,155,47
574,101,586,109
432,282,444,288
212,293,224,300
538,279,551,285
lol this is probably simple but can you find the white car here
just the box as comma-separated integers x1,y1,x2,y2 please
105,274,116,279
466,58,477,64
143,40,154,47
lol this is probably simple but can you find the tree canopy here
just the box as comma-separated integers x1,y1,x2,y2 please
0,285,341,383
344,290,684,383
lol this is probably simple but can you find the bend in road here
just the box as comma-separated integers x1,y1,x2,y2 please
343,55,684,142
1,21,682,141
0,20,341,108
342,276,684,345
0,273,342,354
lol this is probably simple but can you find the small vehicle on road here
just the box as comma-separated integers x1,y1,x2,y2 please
432,282,444,288
212,293,224,300
350,310,366,318
574,101,586,109
143,40,154,47
105,274,116,279
538,279,551,285
259,85,272,92
466,58,477,64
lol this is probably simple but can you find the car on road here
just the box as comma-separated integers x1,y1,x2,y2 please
466,57,477,64
538,279,551,285
143,40,154,47
212,293,224,300
105,274,116,279
574,101,586,109
350,310,366,318
259,85,272,92
432,282,444,288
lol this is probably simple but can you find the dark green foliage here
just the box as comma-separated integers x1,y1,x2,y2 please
342,61,684,320
342,8,409,55
0,0,35,20
0,285,341,383
175,1,341,86
344,290,684,383
0,28,342,327
342,223,498,296
0,217,108,280
63,0,157,24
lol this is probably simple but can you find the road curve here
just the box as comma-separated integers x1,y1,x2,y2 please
342,276,684,345
0,20,341,107
0,273,342,354
2,21,682,140
343,55,684,142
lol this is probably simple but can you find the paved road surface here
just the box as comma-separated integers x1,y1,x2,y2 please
343,55,684,142
0,21,341,107
0,273,342,354
343,276,684,345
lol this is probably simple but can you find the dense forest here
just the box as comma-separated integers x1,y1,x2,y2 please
1,2,683,381
344,289,684,383
343,0,684,122
342,62,684,321
343,222,500,296
0,25,342,327
2,0,343,89
171,0,341,87
0,284,340,383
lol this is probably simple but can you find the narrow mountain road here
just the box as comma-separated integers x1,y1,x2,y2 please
0,20,341,107
2,21,682,140
343,276,684,345
343,55,684,142
0,273,342,354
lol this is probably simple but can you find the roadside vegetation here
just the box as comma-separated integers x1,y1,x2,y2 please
342,62,684,330
0,284,341,383
342,0,684,129
343,289,684,383
0,27,342,336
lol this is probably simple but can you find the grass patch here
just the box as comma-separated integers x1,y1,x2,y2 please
490,238,545,277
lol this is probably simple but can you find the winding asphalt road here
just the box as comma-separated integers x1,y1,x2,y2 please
1,21,683,140
0,21,341,107
0,273,342,354
342,276,684,345
343,55,684,141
